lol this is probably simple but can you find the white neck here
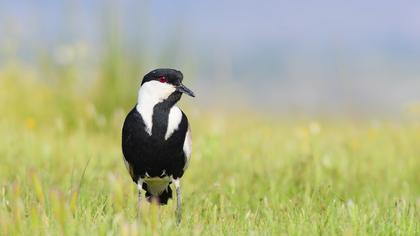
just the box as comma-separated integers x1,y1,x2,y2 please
135,81,177,136
136,89,160,135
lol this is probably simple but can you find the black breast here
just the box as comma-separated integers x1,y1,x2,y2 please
122,104,188,182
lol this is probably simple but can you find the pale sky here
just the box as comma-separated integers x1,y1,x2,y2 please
1,0,420,114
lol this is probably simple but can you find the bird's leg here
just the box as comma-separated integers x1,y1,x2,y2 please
137,179,143,213
173,178,182,224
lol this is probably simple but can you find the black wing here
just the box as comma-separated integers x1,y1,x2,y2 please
122,107,149,182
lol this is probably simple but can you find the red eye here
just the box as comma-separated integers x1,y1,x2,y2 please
158,76,168,83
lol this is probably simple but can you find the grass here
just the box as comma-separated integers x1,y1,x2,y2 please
0,66,419,235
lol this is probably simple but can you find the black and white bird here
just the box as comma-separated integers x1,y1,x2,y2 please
122,68,194,222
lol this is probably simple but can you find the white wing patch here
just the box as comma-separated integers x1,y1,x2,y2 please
183,126,192,170
165,106,183,140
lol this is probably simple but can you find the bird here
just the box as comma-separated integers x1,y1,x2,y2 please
121,68,194,223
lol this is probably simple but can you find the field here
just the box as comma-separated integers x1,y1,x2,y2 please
0,66,419,235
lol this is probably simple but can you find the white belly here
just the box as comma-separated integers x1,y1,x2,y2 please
143,176,171,196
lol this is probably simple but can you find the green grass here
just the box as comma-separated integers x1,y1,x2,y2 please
0,67,419,235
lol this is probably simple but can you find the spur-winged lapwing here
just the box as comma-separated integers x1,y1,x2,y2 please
122,68,194,222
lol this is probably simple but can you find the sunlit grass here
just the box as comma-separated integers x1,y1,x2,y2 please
0,67,419,235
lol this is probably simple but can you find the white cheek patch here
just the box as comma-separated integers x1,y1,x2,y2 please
137,81,176,135
145,80,177,99
165,106,183,140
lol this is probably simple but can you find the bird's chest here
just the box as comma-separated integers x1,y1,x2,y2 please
137,104,183,140
151,109,170,138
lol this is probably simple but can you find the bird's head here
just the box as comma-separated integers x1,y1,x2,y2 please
138,69,195,104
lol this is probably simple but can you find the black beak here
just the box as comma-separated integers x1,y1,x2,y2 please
176,83,195,97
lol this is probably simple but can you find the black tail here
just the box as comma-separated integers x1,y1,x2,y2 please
144,185,173,205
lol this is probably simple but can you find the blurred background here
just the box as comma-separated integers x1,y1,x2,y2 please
1,0,420,121
2,3,420,234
